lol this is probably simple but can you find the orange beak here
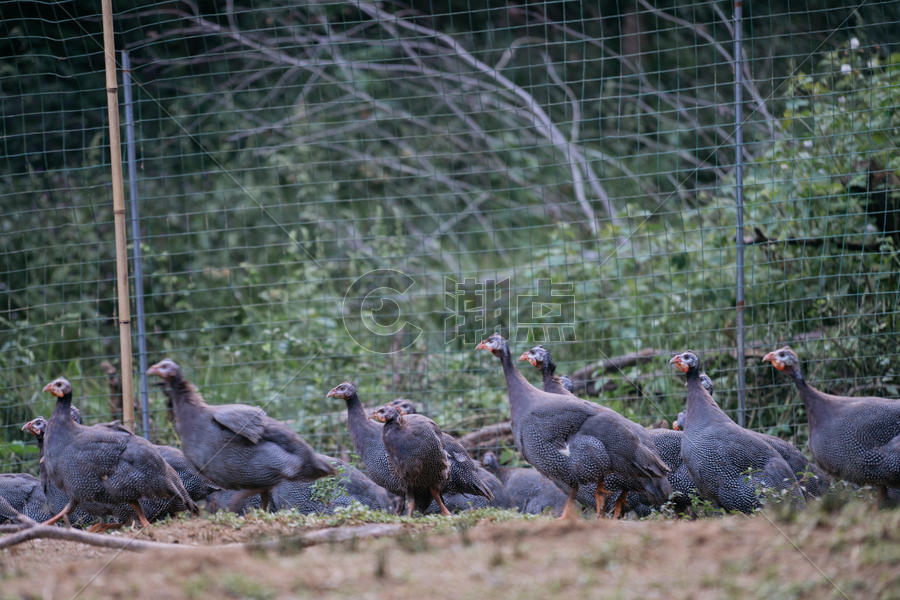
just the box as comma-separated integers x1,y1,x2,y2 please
669,355,688,373
762,352,784,371
672,421,681,431
475,341,488,350
369,412,385,422
42,382,62,397
146,364,161,376
518,352,537,367
326,388,338,398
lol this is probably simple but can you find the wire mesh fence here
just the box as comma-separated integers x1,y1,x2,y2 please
2,1,899,474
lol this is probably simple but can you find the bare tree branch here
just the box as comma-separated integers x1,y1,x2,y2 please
743,227,883,252
355,2,618,231
458,422,513,450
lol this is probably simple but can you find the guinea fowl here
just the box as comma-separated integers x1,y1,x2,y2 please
517,341,689,515
380,399,494,504
477,333,671,519
370,405,451,516
518,345,650,514
669,352,802,513
22,416,106,528
327,383,406,500
519,345,576,396
41,377,197,527
147,359,334,511
481,451,567,515
764,346,900,502
677,372,829,498
25,411,214,527
0,473,52,523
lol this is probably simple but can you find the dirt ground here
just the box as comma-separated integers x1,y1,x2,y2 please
1,502,897,600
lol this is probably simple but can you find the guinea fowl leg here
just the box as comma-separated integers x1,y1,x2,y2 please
594,480,612,518
260,489,271,512
405,497,416,517
559,487,580,521
130,502,152,528
87,521,123,534
612,491,628,519
42,501,74,526
395,495,407,515
430,488,452,516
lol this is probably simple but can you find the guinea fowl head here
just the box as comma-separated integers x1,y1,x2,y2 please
42,377,72,399
481,451,500,473
146,358,183,381
369,405,400,424
762,347,801,377
475,333,509,357
699,373,714,395
388,398,417,415
518,345,551,370
22,416,47,438
672,411,686,431
669,351,700,375
326,382,357,400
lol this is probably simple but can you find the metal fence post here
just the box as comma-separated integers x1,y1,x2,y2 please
734,0,747,428
122,50,151,439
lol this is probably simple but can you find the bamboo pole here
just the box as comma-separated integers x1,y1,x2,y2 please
101,0,135,431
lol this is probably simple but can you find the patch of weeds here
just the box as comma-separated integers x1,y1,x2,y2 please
686,491,725,518
310,462,348,508
757,485,799,523
221,573,276,600
395,531,431,553
815,481,868,515
577,540,619,569
182,574,210,600
488,547,505,567
207,510,246,529
511,527,528,560
374,548,389,579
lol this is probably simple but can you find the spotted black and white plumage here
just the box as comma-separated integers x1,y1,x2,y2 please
520,343,684,515
372,405,451,515
670,352,802,513
683,372,829,498
764,346,900,500
0,473,53,523
148,359,334,511
479,333,671,519
327,383,406,502
481,451,567,515
41,377,197,526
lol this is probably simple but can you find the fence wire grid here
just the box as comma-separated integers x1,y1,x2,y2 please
2,0,899,473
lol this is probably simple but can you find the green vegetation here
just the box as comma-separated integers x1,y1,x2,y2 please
1,2,898,472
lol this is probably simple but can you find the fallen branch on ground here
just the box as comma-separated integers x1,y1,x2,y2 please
0,520,408,553
458,422,513,450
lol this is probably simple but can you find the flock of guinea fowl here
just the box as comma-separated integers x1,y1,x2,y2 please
1,332,898,532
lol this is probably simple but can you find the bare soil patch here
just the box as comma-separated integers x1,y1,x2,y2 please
1,504,897,600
